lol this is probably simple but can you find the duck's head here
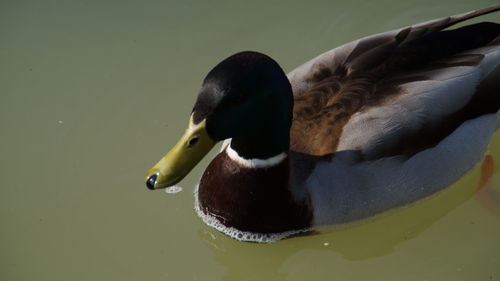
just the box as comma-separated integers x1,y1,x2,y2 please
145,51,293,190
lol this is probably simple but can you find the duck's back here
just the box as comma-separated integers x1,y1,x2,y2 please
288,6,500,160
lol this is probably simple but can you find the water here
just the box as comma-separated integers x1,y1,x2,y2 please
1,0,499,280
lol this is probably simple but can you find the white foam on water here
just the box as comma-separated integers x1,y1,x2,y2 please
193,185,309,243
165,185,183,194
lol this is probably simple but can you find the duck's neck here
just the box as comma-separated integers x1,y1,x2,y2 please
231,105,291,159
229,112,291,160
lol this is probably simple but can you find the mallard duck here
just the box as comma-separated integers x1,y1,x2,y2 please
145,6,500,242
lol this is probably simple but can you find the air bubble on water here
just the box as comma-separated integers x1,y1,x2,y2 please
165,185,183,194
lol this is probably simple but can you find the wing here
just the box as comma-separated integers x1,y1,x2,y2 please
307,112,500,225
288,6,500,158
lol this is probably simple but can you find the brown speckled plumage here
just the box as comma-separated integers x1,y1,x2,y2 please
291,74,375,155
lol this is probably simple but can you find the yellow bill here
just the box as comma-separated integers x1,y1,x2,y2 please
145,116,215,190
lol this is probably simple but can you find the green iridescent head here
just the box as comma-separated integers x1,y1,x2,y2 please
146,51,293,189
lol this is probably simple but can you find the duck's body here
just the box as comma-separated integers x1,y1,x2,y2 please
147,6,500,242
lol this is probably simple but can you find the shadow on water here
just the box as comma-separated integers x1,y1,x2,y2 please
197,161,486,281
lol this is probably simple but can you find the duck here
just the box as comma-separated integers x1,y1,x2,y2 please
145,5,500,242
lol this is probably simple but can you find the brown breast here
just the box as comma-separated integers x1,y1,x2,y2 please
198,151,313,233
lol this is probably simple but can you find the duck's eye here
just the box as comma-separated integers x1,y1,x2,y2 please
188,137,199,147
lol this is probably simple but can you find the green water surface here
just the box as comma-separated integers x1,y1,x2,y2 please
1,0,500,280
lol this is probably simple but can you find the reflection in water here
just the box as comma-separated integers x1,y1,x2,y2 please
198,163,483,280
199,229,290,281
475,155,500,215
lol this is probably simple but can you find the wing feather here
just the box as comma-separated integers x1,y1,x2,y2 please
287,5,500,96
288,6,500,157
337,45,500,159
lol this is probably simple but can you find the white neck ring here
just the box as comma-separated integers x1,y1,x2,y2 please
226,145,287,168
